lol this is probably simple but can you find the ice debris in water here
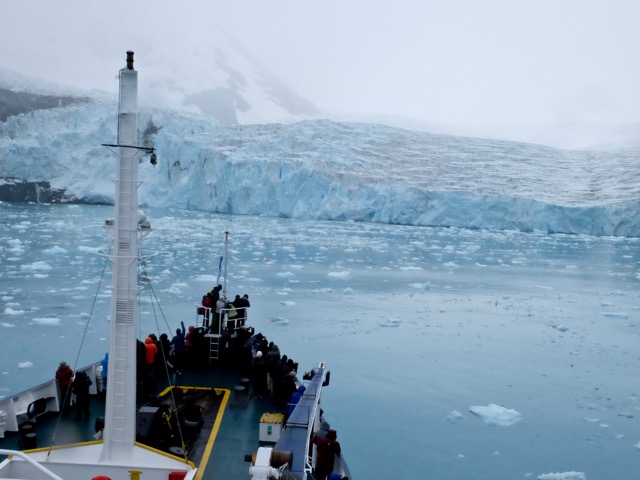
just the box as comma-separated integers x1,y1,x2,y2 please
469,404,522,426
537,473,586,480
445,410,464,423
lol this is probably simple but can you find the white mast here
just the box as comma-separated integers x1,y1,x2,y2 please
100,50,140,463
0,50,196,480
223,230,229,296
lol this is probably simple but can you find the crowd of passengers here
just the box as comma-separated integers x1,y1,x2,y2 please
128,287,302,407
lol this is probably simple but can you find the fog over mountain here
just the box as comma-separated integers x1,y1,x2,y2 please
0,30,317,126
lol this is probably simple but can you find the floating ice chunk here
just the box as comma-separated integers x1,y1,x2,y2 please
194,274,218,282
400,265,423,271
617,412,633,418
43,246,68,255
270,317,290,326
443,262,458,270
312,288,333,294
18,361,34,369
327,271,350,279
20,261,52,272
469,404,522,426
379,318,401,328
32,317,61,326
445,410,464,423
551,324,569,332
277,271,295,278
4,308,25,315
537,472,586,480
1,322,16,328
164,285,183,295
280,301,296,306
409,282,432,290
582,417,599,423
634,441,640,450
601,311,628,319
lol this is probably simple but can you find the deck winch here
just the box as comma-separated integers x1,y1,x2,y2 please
248,447,293,480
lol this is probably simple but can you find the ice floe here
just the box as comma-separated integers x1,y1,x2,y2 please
469,404,522,426
537,473,586,480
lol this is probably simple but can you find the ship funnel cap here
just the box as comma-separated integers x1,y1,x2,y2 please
126,51,134,70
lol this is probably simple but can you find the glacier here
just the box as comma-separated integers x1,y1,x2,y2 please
1,98,639,236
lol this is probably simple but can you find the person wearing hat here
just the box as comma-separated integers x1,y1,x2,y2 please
251,350,267,399
55,361,74,412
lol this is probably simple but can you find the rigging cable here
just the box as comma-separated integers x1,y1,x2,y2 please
47,244,112,457
138,248,190,464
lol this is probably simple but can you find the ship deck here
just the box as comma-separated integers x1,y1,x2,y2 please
0,357,289,480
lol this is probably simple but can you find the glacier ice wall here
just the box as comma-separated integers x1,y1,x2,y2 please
1,102,639,236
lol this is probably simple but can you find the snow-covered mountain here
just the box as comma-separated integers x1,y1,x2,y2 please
1,94,639,237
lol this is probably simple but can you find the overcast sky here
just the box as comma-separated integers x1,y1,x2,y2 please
1,0,638,148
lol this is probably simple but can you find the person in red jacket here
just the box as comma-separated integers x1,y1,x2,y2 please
55,361,74,412
312,429,341,480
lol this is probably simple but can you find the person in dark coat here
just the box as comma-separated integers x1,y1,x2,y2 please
159,333,172,367
280,370,298,405
232,293,250,326
265,343,281,397
72,371,92,420
209,285,222,333
251,351,268,398
170,321,186,371
312,429,341,480
55,361,74,412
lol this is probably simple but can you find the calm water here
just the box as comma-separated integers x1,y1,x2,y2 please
1,202,639,479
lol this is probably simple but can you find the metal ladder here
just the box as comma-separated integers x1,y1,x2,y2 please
206,333,221,362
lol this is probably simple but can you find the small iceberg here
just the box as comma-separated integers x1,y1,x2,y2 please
469,404,522,426
445,410,464,423
537,472,586,480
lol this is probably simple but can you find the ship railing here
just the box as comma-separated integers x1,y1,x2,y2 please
0,449,64,480
194,304,248,333
274,363,330,477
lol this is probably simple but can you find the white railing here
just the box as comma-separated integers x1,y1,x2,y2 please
194,304,248,333
0,449,64,480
